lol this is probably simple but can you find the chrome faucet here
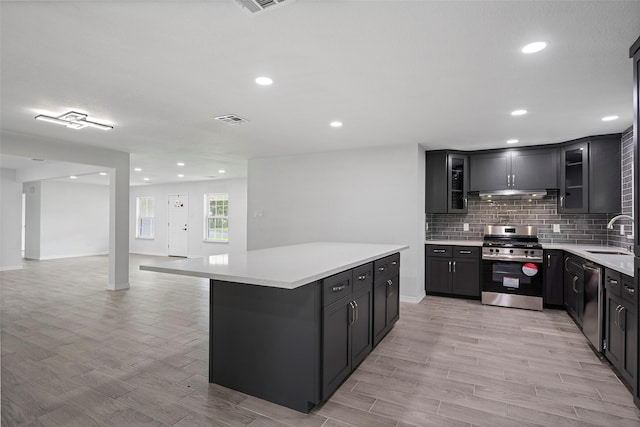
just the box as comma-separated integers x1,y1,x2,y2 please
607,214,634,229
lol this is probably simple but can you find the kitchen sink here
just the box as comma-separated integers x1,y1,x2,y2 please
585,250,632,256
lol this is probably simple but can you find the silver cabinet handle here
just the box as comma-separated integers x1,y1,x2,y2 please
547,254,551,268
349,301,356,326
624,285,635,294
572,276,578,293
353,300,359,324
357,273,369,281
565,257,570,272
615,305,620,328
507,175,511,187
448,261,452,272
391,261,398,266
560,196,564,207
433,249,446,253
512,174,516,187
332,284,346,292
387,279,393,286
459,250,472,254
463,198,468,208
452,261,456,273
609,279,618,285
378,266,386,271
620,306,625,330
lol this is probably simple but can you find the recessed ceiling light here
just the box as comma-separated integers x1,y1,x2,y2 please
177,162,185,166
218,169,226,174
255,76,273,86
521,41,547,54
602,115,619,122
70,176,77,179
143,177,150,181
330,121,343,128
178,174,184,178
134,168,142,172
99,172,107,176
506,139,519,144
511,109,527,116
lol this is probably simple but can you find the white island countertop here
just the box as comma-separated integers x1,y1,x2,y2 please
140,242,409,289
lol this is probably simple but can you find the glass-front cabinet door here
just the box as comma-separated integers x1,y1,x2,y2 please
559,143,589,213
447,154,468,213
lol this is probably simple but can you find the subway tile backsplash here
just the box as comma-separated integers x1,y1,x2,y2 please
426,127,635,249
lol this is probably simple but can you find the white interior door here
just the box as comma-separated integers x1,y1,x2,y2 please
168,194,188,257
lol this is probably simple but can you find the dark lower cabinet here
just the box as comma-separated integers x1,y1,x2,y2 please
604,269,636,386
564,254,584,326
543,250,564,306
425,245,480,298
322,264,374,400
373,253,400,346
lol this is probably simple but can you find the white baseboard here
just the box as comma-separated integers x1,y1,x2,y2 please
0,264,23,271
400,291,425,304
129,251,168,257
37,252,109,260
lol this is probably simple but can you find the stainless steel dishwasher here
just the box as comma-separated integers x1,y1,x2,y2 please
582,262,603,351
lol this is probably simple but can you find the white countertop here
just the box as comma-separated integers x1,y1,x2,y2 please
140,242,409,289
425,239,634,277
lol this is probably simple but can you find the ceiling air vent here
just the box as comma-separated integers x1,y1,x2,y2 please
214,114,249,125
233,0,296,15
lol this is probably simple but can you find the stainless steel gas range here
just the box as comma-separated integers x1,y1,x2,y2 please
481,225,544,311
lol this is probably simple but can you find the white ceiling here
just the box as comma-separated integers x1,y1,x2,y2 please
1,1,639,185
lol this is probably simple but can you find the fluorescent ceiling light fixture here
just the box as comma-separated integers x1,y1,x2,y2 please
602,115,619,121
177,162,185,166
511,109,527,116
134,168,142,172
506,139,519,144
218,169,226,174
70,176,77,179
330,121,343,128
521,41,547,54
99,172,107,176
255,76,273,86
34,110,113,130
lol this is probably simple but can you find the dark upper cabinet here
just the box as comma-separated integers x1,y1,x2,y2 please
469,148,557,191
559,136,621,214
426,152,469,213
632,35,640,256
543,250,564,306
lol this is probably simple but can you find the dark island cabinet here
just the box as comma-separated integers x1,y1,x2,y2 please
425,245,480,298
559,135,621,214
469,148,557,191
543,250,564,307
604,269,637,386
425,151,469,213
373,254,400,346
322,264,374,400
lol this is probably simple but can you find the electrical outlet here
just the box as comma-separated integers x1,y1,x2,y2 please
463,223,469,231
553,224,560,233
620,225,625,235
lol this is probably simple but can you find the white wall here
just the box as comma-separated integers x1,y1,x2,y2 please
24,180,110,260
130,178,247,258
0,169,23,270
247,144,426,302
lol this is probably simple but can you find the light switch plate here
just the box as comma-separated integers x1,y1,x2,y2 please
553,224,560,233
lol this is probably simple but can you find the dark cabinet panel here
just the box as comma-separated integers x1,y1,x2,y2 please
425,245,480,298
559,137,621,214
385,275,399,327
511,149,558,190
543,250,564,306
351,287,373,368
470,151,510,191
564,254,584,326
322,296,352,398
373,254,400,346
606,295,625,367
426,152,469,213
623,302,637,382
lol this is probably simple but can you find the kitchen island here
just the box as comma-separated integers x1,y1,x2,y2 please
140,242,408,412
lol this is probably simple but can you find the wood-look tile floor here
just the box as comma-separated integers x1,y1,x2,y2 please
2,255,640,426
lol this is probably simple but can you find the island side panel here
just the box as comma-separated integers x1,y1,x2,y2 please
209,279,321,413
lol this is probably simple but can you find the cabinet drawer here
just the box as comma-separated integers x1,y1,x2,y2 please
323,270,352,307
352,263,373,294
621,274,636,305
374,253,400,278
605,268,621,298
453,246,479,258
426,245,452,258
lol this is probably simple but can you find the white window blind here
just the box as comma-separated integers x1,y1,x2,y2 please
205,193,229,242
136,196,155,239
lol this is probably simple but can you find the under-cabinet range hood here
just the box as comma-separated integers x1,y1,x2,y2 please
477,190,548,201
